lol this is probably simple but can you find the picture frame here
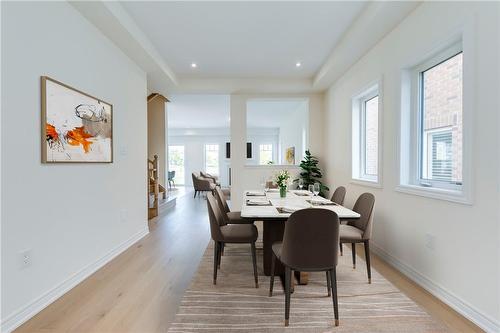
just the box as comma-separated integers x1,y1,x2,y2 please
41,76,113,163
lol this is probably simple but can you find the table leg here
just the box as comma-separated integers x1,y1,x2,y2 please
263,220,285,276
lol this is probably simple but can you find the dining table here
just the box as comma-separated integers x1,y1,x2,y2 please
241,189,360,284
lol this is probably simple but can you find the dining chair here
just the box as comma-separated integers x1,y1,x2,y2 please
214,186,251,224
269,208,340,327
207,193,259,288
339,193,375,283
331,186,346,205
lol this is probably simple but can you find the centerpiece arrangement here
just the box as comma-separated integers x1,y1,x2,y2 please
275,170,291,198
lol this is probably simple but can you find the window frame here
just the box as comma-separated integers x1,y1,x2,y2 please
204,143,220,176
351,80,383,188
414,44,463,191
258,143,274,165
398,37,474,205
167,145,185,185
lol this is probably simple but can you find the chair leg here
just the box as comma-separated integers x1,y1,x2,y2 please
217,242,222,269
284,266,291,327
221,243,225,256
330,268,339,326
193,190,197,198
213,241,219,285
340,242,343,256
351,243,356,269
364,240,372,284
269,253,276,297
251,242,259,288
326,271,331,296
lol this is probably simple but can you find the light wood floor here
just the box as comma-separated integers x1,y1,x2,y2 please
15,189,483,333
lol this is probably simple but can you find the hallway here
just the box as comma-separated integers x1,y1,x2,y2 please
15,189,210,333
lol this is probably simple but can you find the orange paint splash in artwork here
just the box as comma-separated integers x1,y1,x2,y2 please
66,126,94,153
46,123,59,141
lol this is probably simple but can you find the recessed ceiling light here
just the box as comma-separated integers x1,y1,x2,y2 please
295,62,302,68
191,62,197,68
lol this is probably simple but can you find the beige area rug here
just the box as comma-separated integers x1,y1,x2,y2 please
168,228,448,332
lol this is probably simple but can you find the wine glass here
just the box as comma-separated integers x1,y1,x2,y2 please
313,183,320,197
308,184,314,194
298,179,304,190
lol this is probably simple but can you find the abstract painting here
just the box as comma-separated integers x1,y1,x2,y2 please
41,76,113,163
285,146,295,165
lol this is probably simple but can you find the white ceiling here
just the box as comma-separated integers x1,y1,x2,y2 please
121,1,366,79
168,94,230,128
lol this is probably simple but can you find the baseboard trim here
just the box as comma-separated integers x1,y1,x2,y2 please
1,226,150,333
370,242,499,333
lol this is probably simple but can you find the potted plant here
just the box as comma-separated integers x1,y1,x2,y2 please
296,150,329,197
275,170,291,198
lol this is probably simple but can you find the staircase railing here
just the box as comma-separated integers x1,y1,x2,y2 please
148,155,160,219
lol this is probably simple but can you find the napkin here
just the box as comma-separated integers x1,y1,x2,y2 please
307,199,337,206
246,199,271,206
246,191,266,196
278,206,303,213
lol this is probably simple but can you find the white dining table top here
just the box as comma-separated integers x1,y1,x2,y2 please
240,189,360,219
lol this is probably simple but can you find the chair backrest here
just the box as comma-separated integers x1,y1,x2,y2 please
206,193,225,241
200,171,210,178
331,186,346,205
280,208,339,271
214,186,230,214
265,181,278,189
349,193,375,239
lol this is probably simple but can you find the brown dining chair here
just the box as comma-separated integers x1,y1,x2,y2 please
206,193,259,288
269,209,340,327
339,193,375,283
331,186,346,205
214,186,251,224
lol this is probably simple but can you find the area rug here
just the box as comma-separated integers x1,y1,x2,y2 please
167,238,448,332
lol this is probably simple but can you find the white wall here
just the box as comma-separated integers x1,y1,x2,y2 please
1,2,148,331
230,93,324,208
169,128,279,187
323,2,499,331
278,101,308,164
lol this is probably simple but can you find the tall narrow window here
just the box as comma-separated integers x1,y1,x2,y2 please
363,95,379,178
352,83,381,185
205,144,219,176
419,51,463,188
168,145,185,185
259,144,273,165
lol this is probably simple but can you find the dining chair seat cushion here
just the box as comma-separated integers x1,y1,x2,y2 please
220,224,258,243
339,224,364,241
227,211,253,224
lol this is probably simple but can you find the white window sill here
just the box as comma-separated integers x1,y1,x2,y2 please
395,184,472,205
350,178,382,189
244,164,301,169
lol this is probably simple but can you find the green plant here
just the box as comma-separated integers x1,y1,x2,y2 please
296,150,329,196
275,170,291,189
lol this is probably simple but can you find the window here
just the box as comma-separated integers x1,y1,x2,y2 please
205,144,219,176
352,83,381,185
259,144,273,165
418,51,463,188
398,41,470,203
168,145,185,185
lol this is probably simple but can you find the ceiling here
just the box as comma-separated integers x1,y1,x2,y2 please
121,1,366,79
168,94,230,128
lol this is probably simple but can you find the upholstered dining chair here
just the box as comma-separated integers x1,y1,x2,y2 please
339,193,375,283
192,172,216,198
269,209,340,327
206,193,259,288
331,186,346,205
214,186,251,225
